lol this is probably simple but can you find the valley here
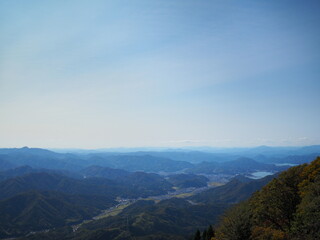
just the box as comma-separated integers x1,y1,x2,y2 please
71,184,216,234
0,146,319,240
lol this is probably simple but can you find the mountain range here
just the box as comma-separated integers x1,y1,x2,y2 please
0,147,318,239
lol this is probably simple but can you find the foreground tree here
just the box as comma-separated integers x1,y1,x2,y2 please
213,157,320,240
216,201,252,240
193,229,201,240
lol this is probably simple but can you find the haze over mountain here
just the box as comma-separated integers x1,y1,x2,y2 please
0,146,320,239
0,147,318,239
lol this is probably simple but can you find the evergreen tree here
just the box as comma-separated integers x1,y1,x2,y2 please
206,225,215,239
202,229,207,240
194,229,201,240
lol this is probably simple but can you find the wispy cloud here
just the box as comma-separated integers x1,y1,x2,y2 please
164,140,208,144
1,1,319,148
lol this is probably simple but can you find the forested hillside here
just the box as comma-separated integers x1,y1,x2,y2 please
0,191,113,238
211,157,320,240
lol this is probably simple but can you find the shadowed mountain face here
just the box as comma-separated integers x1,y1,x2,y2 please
116,171,173,193
190,175,275,204
167,173,209,188
80,165,130,179
0,157,16,171
0,165,82,182
80,166,174,196
0,190,114,238
0,171,174,201
0,165,35,179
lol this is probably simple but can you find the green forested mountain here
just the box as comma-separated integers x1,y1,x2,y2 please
73,198,225,240
0,157,16,170
0,165,82,182
0,172,175,201
116,171,173,195
0,172,118,200
81,166,174,196
167,173,209,188
83,154,194,172
80,165,131,179
0,191,114,238
191,175,274,204
0,166,37,181
213,157,320,240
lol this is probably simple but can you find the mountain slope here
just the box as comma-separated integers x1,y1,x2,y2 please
0,171,174,201
0,190,113,238
190,174,274,204
215,157,320,240
71,198,226,240
84,154,194,172
0,147,84,171
0,157,16,171
188,158,282,175
80,165,130,179
167,174,209,188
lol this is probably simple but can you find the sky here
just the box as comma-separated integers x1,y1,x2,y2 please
1,0,320,149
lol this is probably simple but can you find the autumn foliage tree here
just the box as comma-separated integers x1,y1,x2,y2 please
214,157,320,240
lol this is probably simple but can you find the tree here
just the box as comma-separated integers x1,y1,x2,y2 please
292,176,320,239
194,229,201,240
206,225,215,240
216,201,252,240
298,157,320,196
202,229,207,240
196,158,320,240
251,165,304,232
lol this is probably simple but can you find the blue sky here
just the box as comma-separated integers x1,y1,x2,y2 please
1,0,320,148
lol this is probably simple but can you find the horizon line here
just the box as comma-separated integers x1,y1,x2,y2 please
1,144,319,151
